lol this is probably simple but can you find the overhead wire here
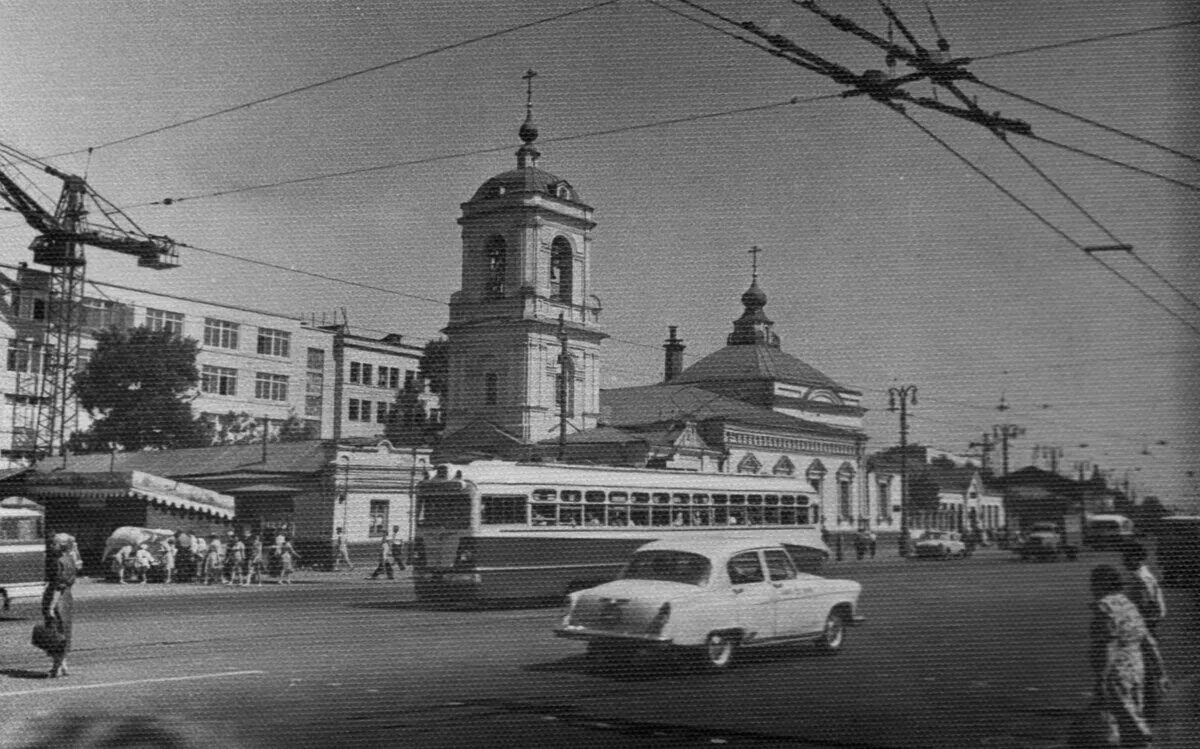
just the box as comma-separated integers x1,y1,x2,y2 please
1021,131,1200,194
970,19,1200,62
40,0,624,161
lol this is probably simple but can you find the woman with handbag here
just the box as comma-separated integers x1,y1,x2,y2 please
39,532,77,678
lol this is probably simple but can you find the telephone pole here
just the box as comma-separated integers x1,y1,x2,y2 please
888,385,918,556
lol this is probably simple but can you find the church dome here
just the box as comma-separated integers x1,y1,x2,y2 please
672,344,841,390
470,167,583,203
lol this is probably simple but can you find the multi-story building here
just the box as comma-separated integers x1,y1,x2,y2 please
0,263,437,461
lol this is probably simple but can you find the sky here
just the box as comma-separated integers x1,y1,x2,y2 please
1,1,1197,510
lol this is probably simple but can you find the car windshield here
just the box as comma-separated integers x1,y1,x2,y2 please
621,551,711,586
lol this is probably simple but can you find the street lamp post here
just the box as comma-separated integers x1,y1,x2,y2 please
339,455,350,532
888,385,918,556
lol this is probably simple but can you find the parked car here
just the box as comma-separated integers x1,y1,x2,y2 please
554,537,864,669
1017,522,1078,562
913,530,967,560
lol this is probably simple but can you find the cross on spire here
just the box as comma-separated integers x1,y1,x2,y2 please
748,245,763,281
523,69,538,114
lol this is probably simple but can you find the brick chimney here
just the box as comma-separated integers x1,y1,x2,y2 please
663,326,685,382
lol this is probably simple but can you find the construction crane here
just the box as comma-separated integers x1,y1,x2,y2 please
0,144,178,460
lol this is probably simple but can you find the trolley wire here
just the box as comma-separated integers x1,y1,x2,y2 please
970,19,1200,62
41,0,624,161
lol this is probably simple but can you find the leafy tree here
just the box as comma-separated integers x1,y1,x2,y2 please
276,409,313,442
70,326,211,451
418,338,450,402
906,471,942,513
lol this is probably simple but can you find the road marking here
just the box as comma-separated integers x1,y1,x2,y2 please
0,670,265,698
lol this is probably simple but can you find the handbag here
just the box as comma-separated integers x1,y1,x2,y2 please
31,622,64,653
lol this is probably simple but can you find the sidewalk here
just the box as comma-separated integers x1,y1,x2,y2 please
70,565,414,600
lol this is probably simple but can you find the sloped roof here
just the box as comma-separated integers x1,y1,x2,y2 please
602,383,862,440
672,343,845,391
35,440,333,479
469,167,584,204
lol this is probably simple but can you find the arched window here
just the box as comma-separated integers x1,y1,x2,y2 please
737,452,762,474
772,456,796,476
837,462,856,523
549,236,573,303
485,236,506,298
806,459,827,494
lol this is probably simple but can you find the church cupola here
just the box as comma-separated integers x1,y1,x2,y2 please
726,246,780,347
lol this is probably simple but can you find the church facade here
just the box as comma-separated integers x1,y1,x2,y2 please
438,91,875,533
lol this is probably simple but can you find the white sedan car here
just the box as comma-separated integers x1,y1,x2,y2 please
913,530,967,559
555,537,864,669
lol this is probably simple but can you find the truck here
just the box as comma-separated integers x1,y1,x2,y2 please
1016,519,1080,562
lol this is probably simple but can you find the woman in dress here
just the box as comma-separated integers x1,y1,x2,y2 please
278,535,300,585
1088,564,1165,748
42,532,77,678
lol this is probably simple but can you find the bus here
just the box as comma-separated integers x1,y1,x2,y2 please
413,461,829,603
1156,515,1200,587
0,499,46,612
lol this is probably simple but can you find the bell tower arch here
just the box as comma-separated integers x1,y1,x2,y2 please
443,73,606,455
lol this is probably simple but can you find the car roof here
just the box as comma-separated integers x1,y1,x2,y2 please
634,535,790,559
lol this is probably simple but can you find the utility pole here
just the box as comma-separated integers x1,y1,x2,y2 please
556,314,571,462
888,385,918,556
968,431,996,476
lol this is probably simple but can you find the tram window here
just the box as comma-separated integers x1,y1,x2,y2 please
632,492,650,504
560,505,583,526
747,494,763,505
584,505,605,526
712,494,728,506
713,507,728,525
651,507,672,526
561,491,582,503
693,493,709,505
747,506,764,525
531,504,557,526
481,495,528,525
671,511,689,527
764,494,779,505
672,493,690,505
608,492,628,504
533,489,556,502
780,508,797,525
630,506,650,526
781,495,795,505
730,494,746,505
608,506,630,526
1,517,40,541
652,493,670,505
585,490,605,503
692,507,711,526
727,507,747,525
764,506,781,525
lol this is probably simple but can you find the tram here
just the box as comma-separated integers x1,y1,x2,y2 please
413,461,828,603
0,499,46,611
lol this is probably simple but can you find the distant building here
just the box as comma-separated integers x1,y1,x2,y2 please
867,445,1005,535
0,264,438,460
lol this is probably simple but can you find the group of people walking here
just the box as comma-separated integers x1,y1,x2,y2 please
112,528,302,586
333,525,406,580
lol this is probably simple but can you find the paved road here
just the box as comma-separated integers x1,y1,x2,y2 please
0,549,1195,748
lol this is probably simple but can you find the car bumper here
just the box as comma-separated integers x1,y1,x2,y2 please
554,624,673,646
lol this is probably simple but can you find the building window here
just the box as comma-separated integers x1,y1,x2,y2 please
485,372,498,405
549,236,573,303
12,292,47,321
145,308,184,336
772,456,795,476
404,370,416,391
201,365,237,396
256,328,291,358
376,401,388,423
82,298,132,332
203,318,239,350
839,481,853,522
349,361,361,384
6,340,48,374
555,354,576,416
348,398,360,421
254,372,288,401
877,480,892,521
307,347,325,370
368,500,389,538
361,363,373,386
485,235,506,298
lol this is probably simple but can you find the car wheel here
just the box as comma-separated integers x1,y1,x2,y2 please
816,611,846,654
702,632,737,669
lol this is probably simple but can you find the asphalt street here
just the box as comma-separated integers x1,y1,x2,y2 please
0,548,1195,748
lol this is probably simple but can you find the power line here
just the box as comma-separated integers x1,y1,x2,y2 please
138,95,836,208
890,105,1200,338
41,0,624,160
974,79,1200,166
1023,131,1200,194
970,20,1200,62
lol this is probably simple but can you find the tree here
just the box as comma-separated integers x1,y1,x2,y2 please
418,338,450,403
70,326,211,452
907,471,942,513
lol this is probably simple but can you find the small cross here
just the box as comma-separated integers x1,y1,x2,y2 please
748,245,763,280
523,69,538,112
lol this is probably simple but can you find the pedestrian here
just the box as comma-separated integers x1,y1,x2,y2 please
112,543,134,584
964,528,977,558
227,533,247,586
834,532,844,562
204,534,223,585
40,533,77,678
175,531,194,582
1086,564,1166,748
192,533,208,584
868,529,877,558
1122,542,1167,720
369,535,395,580
132,543,154,584
163,537,176,584
278,535,300,585
853,529,867,561
333,527,354,571
247,533,265,586
391,526,406,571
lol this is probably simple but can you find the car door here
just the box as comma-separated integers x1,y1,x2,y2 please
725,550,777,645
763,548,817,637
